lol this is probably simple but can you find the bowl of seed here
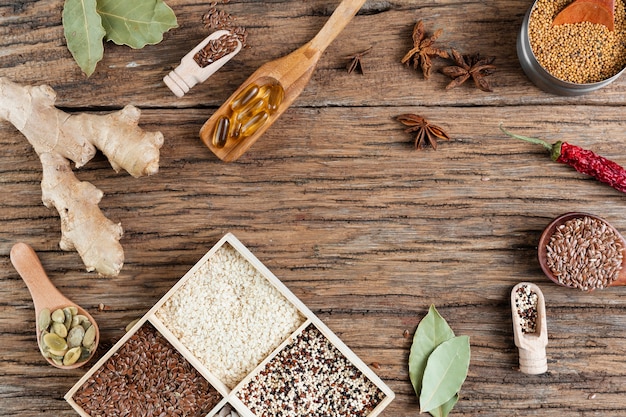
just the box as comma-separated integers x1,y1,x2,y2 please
517,0,626,95
538,212,626,290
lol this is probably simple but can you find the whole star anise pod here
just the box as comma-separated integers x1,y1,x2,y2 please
346,46,372,74
440,49,496,92
396,114,450,150
401,20,449,79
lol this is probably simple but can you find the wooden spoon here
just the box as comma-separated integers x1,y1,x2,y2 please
10,242,100,369
538,212,626,290
552,0,615,31
199,0,367,162
511,282,548,374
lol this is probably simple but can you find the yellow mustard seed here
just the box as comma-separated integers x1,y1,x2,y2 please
529,0,626,83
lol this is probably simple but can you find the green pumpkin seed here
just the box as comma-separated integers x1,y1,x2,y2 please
42,332,65,350
67,326,85,348
51,321,68,338
79,347,92,361
38,308,51,331
38,305,95,367
63,308,73,330
125,318,140,333
82,324,96,348
51,309,65,323
63,347,82,366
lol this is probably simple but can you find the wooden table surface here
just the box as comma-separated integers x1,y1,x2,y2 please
2,0,626,416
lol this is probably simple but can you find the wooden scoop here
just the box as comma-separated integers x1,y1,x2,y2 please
552,0,615,31
199,0,367,162
511,282,548,374
10,243,100,369
538,212,626,290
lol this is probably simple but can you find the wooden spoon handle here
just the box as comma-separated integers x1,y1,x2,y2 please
10,243,70,314
309,0,367,53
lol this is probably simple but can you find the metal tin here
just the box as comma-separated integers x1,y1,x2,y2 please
517,1,626,96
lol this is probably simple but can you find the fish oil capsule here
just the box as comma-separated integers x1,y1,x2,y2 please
212,116,230,148
267,83,284,112
235,97,267,122
230,83,260,111
240,111,269,138
229,120,242,139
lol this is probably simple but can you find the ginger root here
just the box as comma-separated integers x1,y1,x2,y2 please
0,77,164,276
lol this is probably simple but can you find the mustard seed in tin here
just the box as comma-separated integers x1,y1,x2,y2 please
237,324,385,417
528,0,626,84
72,322,221,417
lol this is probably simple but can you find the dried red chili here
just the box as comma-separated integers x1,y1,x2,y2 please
501,125,626,193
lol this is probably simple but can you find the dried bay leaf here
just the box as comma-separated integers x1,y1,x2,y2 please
96,0,178,49
62,0,106,76
419,335,471,414
408,305,455,396
428,394,458,417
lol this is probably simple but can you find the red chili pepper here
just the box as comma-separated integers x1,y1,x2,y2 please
501,125,626,193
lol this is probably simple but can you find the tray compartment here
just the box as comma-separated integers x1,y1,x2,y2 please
154,242,306,389
68,321,222,417
236,322,387,417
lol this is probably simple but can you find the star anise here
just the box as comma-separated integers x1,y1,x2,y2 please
346,46,372,74
396,114,450,150
440,49,496,92
401,20,449,79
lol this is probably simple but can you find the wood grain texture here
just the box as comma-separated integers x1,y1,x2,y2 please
2,0,626,416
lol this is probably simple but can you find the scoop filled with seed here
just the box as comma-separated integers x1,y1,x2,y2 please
10,243,99,369
538,213,626,291
511,282,548,374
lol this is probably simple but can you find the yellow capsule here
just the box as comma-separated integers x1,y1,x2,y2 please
240,111,269,138
212,116,230,148
267,83,284,112
229,120,242,140
235,97,267,122
230,83,260,111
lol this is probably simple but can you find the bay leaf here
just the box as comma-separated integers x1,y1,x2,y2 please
408,305,455,397
419,335,471,413
62,0,106,76
96,0,178,49
428,394,458,417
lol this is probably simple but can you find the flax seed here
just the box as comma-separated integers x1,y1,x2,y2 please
72,323,221,416
546,216,623,290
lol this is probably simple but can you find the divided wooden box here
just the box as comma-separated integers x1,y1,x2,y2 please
65,233,395,417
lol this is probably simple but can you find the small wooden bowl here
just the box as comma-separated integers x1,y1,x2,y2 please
538,212,626,289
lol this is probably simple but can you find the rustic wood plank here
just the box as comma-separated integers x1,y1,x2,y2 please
2,0,626,416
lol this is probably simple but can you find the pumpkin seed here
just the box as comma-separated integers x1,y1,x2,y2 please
79,347,92,361
38,308,51,331
51,321,68,338
67,326,85,348
63,347,82,366
82,324,96,348
38,305,96,367
51,309,65,323
125,318,140,332
63,307,73,330
43,333,68,356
